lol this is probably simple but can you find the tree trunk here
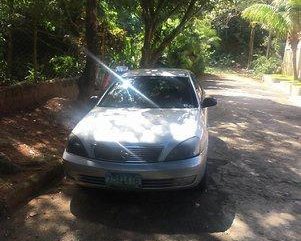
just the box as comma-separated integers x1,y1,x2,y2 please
7,0,14,80
99,23,105,60
140,22,155,68
141,49,158,68
130,38,134,62
139,0,197,68
266,30,272,58
140,49,153,68
247,24,256,69
289,34,299,80
7,28,13,80
78,0,100,101
33,21,38,81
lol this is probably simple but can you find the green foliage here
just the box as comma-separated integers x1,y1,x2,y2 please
242,3,287,37
166,18,220,75
252,55,281,74
0,59,8,84
0,33,7,83
210,1,271,68
242,0,301,37
262,35,284,57
97,0,142,68
49,55,83,78
0,0,85,85
137,0,215,66
25,66,46,83
211,54,238,68
241,0,301,79
0,0,290,86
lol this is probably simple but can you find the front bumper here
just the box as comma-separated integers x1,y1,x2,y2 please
63,150,207,190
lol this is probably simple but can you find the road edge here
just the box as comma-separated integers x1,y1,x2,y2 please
0,161,64,219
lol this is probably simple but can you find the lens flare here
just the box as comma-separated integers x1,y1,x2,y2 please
85,49,159,108
121,79,132,89
85,49,160,154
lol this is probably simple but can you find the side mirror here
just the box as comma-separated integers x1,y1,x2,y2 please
88,96,99,108
201,97,217,108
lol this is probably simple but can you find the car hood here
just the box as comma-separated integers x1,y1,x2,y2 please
72,107,205,145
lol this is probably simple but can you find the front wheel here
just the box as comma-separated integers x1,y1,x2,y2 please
194,166,207,192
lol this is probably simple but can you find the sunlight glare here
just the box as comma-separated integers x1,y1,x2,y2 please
170,118,199,141
121,79,132,89
85,49,159,108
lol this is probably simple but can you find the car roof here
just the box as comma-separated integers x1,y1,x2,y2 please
122,68,191,78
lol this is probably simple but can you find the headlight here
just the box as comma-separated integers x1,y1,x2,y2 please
66,133,88,157
165,137,202,161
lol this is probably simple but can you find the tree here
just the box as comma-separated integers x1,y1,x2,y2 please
0,0,27,80
0,0,71,82
246,22,257,69
4,0,14,79
139,0,211,67
243,0,301,80
167,17,220,75
23,0,50,81
77,0,100,101
97,0,142,67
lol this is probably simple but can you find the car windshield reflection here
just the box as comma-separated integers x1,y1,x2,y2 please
98,76,198,109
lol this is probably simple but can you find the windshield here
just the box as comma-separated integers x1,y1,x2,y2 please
98,76,198,108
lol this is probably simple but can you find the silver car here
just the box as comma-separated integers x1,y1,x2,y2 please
63,68,217,190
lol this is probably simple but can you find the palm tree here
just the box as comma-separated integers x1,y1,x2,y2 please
242,0,301,80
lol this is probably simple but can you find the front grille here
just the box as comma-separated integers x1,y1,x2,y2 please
142,176,196,188
77,175,196,188
94,143,163,162
78,175,105,185
142,178,175,188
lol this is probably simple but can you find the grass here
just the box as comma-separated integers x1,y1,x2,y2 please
272,74,294,81
271,74,301,86
205,66,262,80
206,66,301,87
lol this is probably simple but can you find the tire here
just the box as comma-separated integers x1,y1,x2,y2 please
194,166,208,192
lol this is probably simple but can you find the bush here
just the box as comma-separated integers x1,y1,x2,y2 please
49,55,83,78
192,57,206,76
252,56,281,74
210,54,237,68
24,66,46,83
166,18,220,76
167,44,206,75
0,60,8,84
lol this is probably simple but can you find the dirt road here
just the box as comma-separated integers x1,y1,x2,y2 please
1,74,300,241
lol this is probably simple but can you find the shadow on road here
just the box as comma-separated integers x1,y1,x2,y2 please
2,75,301,241
69,136,235,235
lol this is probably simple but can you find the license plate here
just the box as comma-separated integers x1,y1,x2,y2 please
105,173,142,189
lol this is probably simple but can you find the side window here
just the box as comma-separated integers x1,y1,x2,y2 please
191,73,204,100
